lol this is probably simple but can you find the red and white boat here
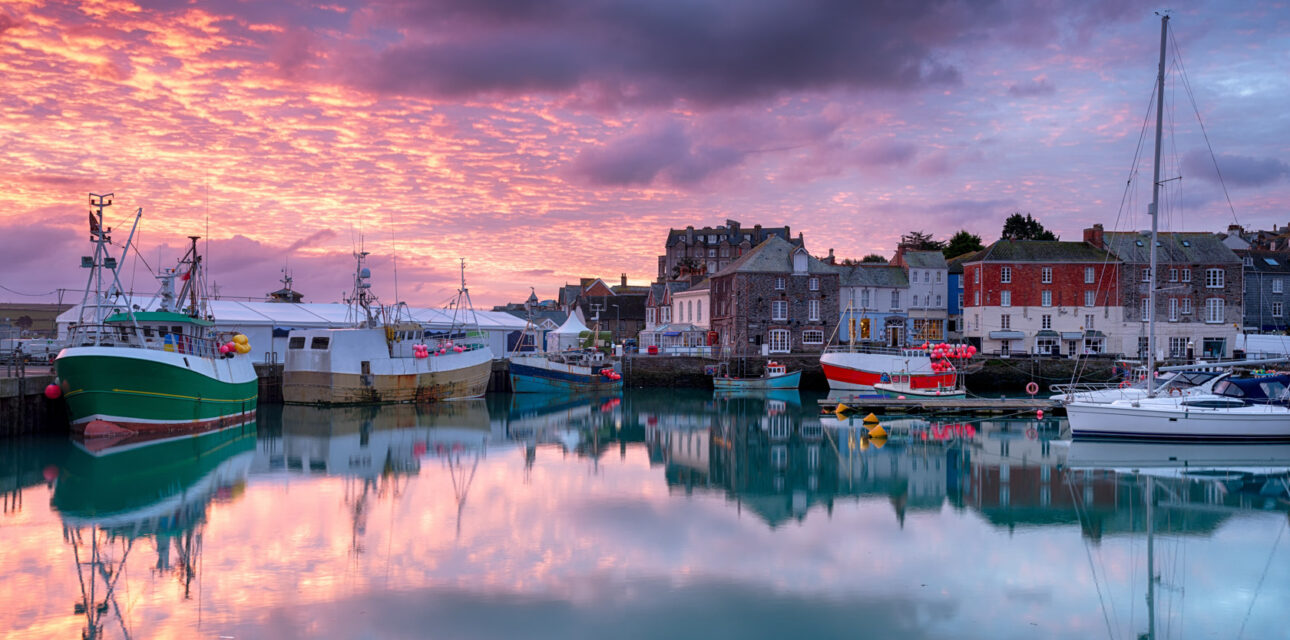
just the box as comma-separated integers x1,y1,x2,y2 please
820,343,971,396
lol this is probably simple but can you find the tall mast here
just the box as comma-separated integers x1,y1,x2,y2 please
1146,13,1168,397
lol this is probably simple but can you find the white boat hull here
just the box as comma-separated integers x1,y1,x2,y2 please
1067,398,1290,441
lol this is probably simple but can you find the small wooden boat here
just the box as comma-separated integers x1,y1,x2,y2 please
712,360,801,390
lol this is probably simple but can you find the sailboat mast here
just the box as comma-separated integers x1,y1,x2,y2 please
1147,13,1168,397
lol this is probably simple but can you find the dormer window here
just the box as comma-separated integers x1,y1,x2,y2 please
792,250,808,274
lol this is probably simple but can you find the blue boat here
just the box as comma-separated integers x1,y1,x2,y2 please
711,360,802,390
509,352,623,394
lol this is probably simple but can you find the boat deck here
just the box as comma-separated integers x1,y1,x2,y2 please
821,395,1061,416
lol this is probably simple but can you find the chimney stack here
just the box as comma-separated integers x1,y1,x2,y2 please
686,225,695,245
1083,224,1104,249
621,273,627,287
827,248,835,265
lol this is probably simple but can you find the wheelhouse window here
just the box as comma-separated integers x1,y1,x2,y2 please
289,336,306,349
310,336,331,349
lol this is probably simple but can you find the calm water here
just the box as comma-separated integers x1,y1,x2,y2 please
3,390,1289,639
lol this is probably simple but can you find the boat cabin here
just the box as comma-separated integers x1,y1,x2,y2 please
78,310,217,357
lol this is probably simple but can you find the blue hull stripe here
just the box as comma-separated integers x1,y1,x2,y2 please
510,362,622,394
1072,430,1290,442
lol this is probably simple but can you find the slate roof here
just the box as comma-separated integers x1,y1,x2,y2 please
945,250,982,274
678,277,710,291
1235,250,1290,274
968,240,1118,263
1102,231,1239,265
835,264,909,288
901,251,948,270
713,236,833,276
663,220,791,247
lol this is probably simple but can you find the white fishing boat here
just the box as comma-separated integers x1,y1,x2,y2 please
283,255,493,404
1067,15,1290,441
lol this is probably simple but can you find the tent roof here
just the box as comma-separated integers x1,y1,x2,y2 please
551,313,590,334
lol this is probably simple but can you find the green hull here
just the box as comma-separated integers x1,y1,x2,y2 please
56,348,258,429
52,422,257,528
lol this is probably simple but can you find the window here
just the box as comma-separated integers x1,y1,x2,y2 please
1041,291,1052,307
802,330,824,345
924,271,930,283
647,308,656,325
891,291,900,309
775,277,785,290
1275,279,1284,294
708,234,716,243
809,277,819,291
1084,290,1095,307
1001,290,1011,307
289,336,306,349
697,302,702,323
1169,337,1188,358
1244,256,1255,267
1141,267,1152,282
1181,298,1192,315
1042,267,1052,283
1275,302,1284,318
661,306,671,323
310,336,331,350
1084,267,1094,284
935,295,942,307
768,329,791,353
974,291,980,306
861,290,870,308
1141,297,1150,322
720,246,729,258
1001,267,1012,283
687,300,693,322
912,295,920,307
771,300,788,321
958,293,964,308
1000,314,1011,330
1206,298,1224,323
708,248,716,257
1182,268,1191,282
975,268,980,284
1202,337,1226,358
1169,268,1178,282
1084,314,1095,329
808,299,820,321
935,271,942,283
1041,314,1052,329
1168,298,1178,321
1206,268,1224,288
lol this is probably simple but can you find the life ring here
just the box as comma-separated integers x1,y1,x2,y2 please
1169,387,1181,396
1026,427,1037,440
1025,381,1039,395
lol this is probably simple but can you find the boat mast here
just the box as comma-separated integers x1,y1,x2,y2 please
1146,13,1168,397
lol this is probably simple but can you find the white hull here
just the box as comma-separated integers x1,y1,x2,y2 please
1068,397,1290,441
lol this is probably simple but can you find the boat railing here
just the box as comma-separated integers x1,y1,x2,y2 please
824,344,926,358
1049,382,1124,395
70,325,221,359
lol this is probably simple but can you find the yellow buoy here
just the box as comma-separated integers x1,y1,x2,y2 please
869,436,887,449
862,412,879,424
868,424,887,438
835,403,851,414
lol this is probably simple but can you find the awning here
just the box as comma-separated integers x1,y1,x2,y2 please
1060,332,1084,340
989,330,1025,339
1084,330,1105,338
1036,329,1059,338
663,331,681,336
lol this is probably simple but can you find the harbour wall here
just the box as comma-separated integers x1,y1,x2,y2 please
0,374,66,438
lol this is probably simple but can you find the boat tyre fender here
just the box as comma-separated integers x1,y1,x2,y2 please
1119,380,1131,389
1025,381,1039,395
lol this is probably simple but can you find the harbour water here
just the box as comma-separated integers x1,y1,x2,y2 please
2,390,1288,639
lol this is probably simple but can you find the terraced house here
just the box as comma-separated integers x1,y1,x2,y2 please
709,236,838,355
657,219,793,281
1235,249,1290,333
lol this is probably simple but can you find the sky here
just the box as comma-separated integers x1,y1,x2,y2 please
2,0,1288,309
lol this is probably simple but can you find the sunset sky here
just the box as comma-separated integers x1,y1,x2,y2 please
2,0,1288,308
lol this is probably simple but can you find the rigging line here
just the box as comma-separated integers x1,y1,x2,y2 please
1070,81,1159,387
389,209,400,305
0,284,59,297
1236,516,1287,639
1065,471,1120,640
1170,27,1240,225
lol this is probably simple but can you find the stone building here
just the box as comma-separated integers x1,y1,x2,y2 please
1234,249,1290,334
709,236,839,355
1097,226,1243,359
657,219,793,282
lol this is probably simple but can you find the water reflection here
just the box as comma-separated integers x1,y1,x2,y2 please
1,391,1288,639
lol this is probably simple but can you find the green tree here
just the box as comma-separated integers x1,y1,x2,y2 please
900,230,945,251
943,230,984,259
1001,213,1057,241
860,254,888,263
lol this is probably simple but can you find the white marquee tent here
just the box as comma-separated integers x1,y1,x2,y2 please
545,313,590,352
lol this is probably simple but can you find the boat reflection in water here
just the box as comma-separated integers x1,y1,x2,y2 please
50,422,257,640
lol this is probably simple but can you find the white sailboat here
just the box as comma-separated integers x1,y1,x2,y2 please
1067,15,1290,441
